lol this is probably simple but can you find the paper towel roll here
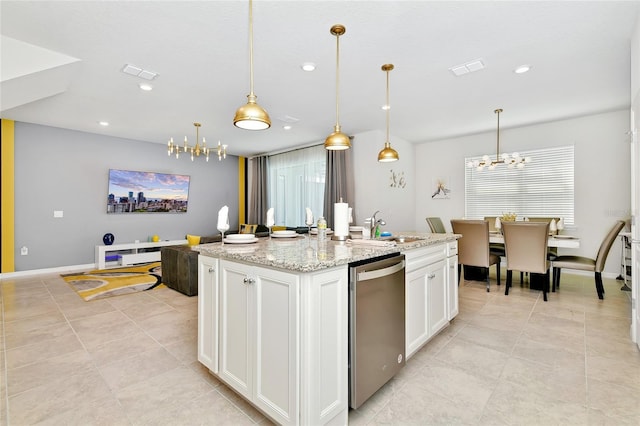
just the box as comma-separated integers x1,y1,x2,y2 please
217,206,229,231
334,202,349,238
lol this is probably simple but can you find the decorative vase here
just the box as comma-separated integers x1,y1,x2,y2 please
152,235,160,242
102,233,115,245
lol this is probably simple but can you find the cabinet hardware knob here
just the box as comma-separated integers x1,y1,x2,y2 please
208,267,215,273
243,278,255,284
428,273,436,279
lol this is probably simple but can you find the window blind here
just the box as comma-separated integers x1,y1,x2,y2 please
464,145,575,224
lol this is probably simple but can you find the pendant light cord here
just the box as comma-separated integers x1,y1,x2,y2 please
495,108,502,162
248,0,255,97
386,69,390,143
335,31,341,128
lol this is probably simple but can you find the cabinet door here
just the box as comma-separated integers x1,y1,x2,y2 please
427,259,448,337
253,267,299,425
405,265,429,358
219,260,253,400
198,255,218,372
447,255,459,320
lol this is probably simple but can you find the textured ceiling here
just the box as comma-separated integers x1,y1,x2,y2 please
1,1,639,157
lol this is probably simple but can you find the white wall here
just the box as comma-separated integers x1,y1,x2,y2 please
414,109,631,275
351,130,415,233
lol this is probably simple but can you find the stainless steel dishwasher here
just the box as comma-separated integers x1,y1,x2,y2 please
349,253,406,409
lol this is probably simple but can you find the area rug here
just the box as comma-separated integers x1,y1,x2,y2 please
61,262,164,301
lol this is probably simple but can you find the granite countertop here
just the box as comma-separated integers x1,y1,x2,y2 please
194,232,458,273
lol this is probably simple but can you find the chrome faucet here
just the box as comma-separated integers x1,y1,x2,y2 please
370,210,386,237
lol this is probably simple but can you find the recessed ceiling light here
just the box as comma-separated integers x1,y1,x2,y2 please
301,62,316,72
98,121,109,126
381,105,390,110
139,82,153,91
283,125,292,130
514,64,531,74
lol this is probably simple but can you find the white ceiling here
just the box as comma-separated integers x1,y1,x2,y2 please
1,1,639,157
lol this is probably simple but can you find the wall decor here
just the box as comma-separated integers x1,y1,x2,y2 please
389,169,406,188
106,169,190,213
431,177,451,199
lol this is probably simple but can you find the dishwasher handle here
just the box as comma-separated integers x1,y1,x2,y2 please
357,260,405,282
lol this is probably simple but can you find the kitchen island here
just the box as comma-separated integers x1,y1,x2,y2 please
195,233,458,425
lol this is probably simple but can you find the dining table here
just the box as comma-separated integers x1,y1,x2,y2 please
489,232,580,249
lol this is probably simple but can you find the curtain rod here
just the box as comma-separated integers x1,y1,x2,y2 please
249,136,354,159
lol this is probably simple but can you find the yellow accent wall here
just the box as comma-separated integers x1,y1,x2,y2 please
1,120,15,272
239,156,246,225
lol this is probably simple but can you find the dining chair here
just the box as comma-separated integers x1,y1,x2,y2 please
527,217,561,260
450,219,501,292
502,221,551,301
552,220,625,299
426,217,446,233
483,216,506,257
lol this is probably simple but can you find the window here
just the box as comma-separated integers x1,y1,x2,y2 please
267,144,326,227
464,145,574,224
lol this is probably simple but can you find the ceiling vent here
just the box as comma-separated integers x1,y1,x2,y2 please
449,59,485,76
122,64,158,80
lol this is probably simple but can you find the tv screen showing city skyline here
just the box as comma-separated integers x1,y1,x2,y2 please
106,169,190,213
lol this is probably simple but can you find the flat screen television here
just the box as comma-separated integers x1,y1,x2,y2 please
106,169,190,213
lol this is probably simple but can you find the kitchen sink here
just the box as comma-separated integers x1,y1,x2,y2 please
378,236,424,244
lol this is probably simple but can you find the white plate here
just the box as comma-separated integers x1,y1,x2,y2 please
554,235,577,239
272,230,297,237
225,234,256,241
271,233,300,238
223,237,259,244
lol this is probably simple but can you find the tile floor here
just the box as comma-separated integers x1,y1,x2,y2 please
1,269,639,425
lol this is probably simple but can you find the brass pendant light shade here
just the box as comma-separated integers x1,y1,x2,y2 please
378,64,399,162
234,0,271,130
325,24,351,150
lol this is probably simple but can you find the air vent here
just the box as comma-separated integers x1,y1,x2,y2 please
449,59,485,76
121,64,158,80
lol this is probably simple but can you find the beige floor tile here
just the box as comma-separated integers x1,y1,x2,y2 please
2,267,639,425
98,347,182,391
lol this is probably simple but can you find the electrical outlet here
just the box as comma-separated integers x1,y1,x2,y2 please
21,246,28,255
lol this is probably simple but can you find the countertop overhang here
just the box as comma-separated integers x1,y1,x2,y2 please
194,233,459,273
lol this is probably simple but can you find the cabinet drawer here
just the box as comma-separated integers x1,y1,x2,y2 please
447,241,458,257
404,244,447,272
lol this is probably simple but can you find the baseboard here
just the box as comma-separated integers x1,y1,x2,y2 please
0,263,94,280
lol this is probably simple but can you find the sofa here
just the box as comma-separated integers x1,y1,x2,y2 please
160,226,272,296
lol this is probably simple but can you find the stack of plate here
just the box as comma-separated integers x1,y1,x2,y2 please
224,234,259,244
272,230,299,238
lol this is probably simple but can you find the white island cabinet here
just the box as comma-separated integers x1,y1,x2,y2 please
404,241,457,359
197,234,458,425
198,255,349,426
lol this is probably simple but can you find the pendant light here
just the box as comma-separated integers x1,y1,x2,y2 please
378,64,399,162
234,0,271,130
467,108,532,170
324,24,351,150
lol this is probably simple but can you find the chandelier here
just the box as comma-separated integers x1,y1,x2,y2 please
467,108,531,171
378,64,399,162
167,123,227,162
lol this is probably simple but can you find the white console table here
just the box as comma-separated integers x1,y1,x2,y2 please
95,240,187,269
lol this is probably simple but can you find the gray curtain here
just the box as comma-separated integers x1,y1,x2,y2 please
323,141,355,229
247,156,268,225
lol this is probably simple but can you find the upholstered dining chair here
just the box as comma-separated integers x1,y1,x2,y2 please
502,221,551,301
484,216,506,257
552,220,625,299
426,217,447,233
527,217,561,260
451,219,501,292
